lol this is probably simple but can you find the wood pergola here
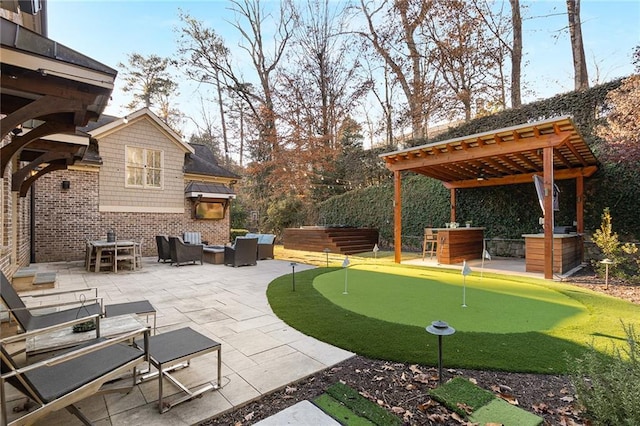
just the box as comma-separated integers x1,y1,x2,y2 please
379,116,599,279
1,17,116,196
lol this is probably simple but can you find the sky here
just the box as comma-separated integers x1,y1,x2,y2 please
46,0,640,143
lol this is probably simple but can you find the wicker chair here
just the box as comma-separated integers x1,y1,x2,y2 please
224,238,258,267
169,236,203,266
155,235,172,263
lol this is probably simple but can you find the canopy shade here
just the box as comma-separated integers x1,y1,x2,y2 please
379,116,598,189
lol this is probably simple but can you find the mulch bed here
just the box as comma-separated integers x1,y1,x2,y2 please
201,266,639,426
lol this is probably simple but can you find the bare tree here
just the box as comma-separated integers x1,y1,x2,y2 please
357,0,444,139
566,0,589,90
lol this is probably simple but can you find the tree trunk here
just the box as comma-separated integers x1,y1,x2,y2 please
215,69,230,166
566,0,589,90
509,0,522,108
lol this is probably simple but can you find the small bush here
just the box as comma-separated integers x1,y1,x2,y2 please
568,323,640,425
230,228,249,241
592,208,640,283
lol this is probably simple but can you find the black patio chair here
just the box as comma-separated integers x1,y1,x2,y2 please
155,235,172,263
169,236,203,266
224,237,258,267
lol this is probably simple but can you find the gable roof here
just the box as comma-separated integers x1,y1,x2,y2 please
86,108,194,154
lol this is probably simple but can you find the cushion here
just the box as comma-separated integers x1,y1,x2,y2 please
183,232,202,245
259,234,275,244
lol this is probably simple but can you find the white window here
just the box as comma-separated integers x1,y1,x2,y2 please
126,147,163,188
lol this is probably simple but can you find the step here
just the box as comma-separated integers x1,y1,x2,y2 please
33,272,57,288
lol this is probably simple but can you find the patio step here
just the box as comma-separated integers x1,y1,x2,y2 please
12,268,56,292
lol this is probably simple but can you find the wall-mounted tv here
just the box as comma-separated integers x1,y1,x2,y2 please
194,201,226,220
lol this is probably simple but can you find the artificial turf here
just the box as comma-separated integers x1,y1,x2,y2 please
267,265,640,373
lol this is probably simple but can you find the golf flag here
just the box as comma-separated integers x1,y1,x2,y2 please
373,244,379,253
483,250,491,261
342,256,350,268
461,260,472,276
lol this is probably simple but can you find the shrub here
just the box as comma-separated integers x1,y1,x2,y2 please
568,323,640,425
592,208,640,283
230,228,249,241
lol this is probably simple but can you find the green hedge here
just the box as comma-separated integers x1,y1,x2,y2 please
318,79,640,246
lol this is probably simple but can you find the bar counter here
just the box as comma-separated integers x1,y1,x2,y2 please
522,233,582,274
434,227,485,264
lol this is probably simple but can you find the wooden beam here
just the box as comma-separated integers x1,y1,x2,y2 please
394,171,402,264
385,132,571,172
443,166,598,189
450,188,456,222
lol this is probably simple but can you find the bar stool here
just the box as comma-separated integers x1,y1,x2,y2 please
422,228,438,260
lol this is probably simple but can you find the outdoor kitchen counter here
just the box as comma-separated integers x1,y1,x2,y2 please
432,227,485,265
522,233,583,274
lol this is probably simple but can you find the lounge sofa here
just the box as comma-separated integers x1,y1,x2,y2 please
244,233,276,260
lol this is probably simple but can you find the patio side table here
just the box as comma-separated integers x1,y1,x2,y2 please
136,327,222,413
105,300,157,335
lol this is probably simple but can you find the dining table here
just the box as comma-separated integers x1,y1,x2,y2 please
89,240,137,273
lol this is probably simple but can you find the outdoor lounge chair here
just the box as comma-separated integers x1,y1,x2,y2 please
1,272,102,333
155,235,172,263
1,325,149,426
224,237,258,267
169,236,203,266
245,233,276,260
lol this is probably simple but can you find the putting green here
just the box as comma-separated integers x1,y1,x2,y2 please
313,265,588,334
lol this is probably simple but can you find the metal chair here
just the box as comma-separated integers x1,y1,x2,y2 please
422,228,438,260
1,326,149,426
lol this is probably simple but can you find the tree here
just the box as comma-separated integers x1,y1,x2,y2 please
358,0,444,139
566,0,589,90
176,12,235,166
426,0,502,121
118,53,179,116
509,0,523,108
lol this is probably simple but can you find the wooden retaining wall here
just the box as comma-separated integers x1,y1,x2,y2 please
283,227,379,255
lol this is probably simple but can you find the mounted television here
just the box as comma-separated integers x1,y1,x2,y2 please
194,201,226,220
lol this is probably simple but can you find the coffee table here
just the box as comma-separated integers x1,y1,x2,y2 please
26,314,147,357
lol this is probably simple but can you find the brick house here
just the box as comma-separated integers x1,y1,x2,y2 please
33,108,239,262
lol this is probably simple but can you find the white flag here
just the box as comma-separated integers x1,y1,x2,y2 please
342,256,350,268
483,250,491,261
373,244,379,253
461,260,472,276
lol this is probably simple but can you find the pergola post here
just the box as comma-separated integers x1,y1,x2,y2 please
450,188,456,222
576,175,585,262
394,170,402,263
543,147,554,279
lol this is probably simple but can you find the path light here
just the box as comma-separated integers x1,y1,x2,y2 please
600,258,614,290
290,262,297,292
323,248,331,267
426,320,456,384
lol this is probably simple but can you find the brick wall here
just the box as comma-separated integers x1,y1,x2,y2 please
34,169,232,262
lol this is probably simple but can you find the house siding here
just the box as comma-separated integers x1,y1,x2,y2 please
98,118,185,210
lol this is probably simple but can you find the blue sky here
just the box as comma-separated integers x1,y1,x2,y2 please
47,0,639,140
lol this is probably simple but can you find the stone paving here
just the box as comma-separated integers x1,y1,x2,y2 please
3,258,354,425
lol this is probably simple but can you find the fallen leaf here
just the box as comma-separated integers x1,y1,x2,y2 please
561,395,575,403
403,410,414,422
373,375,384,381
417,400,438,412
377,399,384,406
532,402,548,413
428,413,449,422
456,402,474,414
468,377,478,385
382,364,395,371
401,372,406,381
413,373,431,384
234,422,243,426
405,383,417,390
391,406,405,414
285,386,297,394
359,390,374,400
498,393,519,405
244,411,254,421
451,412,465,423
339,379,346,385
409,364,423,374
560,387,570,394
491,385,501,392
